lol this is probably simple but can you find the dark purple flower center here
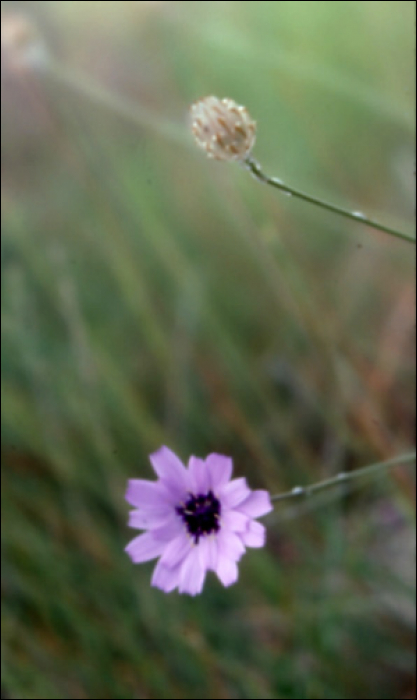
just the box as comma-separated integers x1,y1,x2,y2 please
176,490,221,544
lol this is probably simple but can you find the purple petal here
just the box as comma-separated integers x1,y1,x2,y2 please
215,555,239,587
125,532,165,563
205,454,233,490
237,490,273,518
219,477,250,508
188,456,210,494
197,535,218,571
178,547,206,596
241,520,266,548
150,515,184,542
151,559,182,593
217,528,246,561
125,479,170,509
159,532,192,567
128,508,172,530
221,510,249,533
149,446,189,495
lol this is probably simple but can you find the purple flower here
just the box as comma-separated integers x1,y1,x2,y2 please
125,446,273,596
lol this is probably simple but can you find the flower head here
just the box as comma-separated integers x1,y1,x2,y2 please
1,13,49,71
190,96,256,161
125,446,272,595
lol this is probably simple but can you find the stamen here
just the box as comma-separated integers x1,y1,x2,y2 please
176,490,221,544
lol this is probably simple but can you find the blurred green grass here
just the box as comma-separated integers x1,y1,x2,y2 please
1,1,415,698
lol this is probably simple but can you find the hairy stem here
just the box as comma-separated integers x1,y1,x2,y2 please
244,157,415,244
271,451,416,503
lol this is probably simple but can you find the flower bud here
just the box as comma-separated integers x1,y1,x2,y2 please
190,96,256,161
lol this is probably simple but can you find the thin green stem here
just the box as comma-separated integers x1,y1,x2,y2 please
244,157,415,244
271,451,416,503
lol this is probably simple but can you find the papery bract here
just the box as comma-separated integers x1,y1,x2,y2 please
190,96,256,161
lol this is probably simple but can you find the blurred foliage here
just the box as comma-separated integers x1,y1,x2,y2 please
1,1,415,698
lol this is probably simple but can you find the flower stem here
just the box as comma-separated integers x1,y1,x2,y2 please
244,157,415,244
271,451,416,503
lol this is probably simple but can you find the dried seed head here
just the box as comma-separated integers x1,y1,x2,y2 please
189,96,256,162
1,13,49,71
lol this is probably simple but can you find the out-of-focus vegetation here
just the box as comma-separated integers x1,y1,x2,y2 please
1,1,415,698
